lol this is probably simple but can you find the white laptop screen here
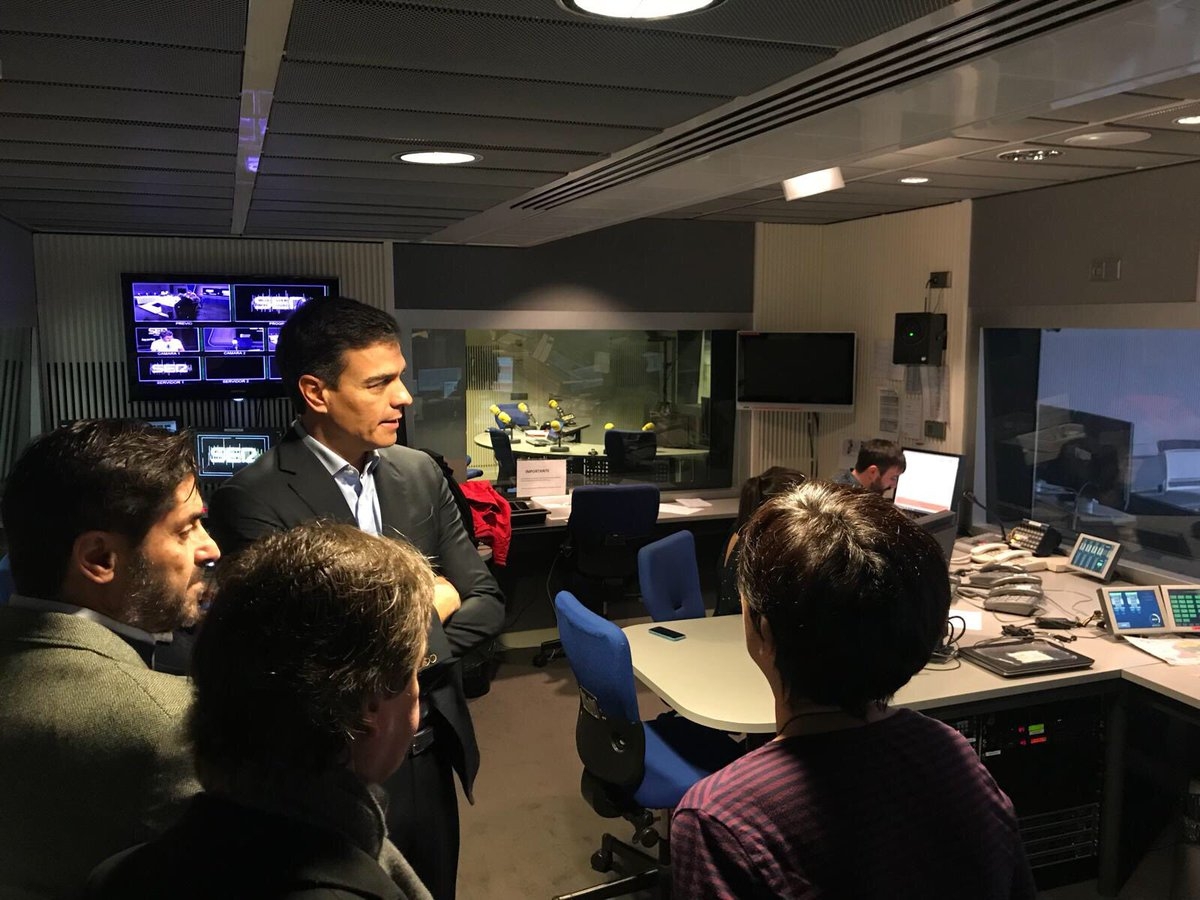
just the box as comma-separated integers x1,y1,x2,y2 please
894,449,962,514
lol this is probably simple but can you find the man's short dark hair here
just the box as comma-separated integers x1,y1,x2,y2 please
855,439,906,474
189,522,433,779
1,420,197,600
738,481,949,717
276,296,400,412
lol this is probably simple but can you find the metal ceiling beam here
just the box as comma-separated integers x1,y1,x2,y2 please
232,0,295,235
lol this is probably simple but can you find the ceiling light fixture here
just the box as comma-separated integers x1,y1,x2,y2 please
1063,131,1152,146
996,148,1063,162
562,0,722,18
781,166,844,201
899,176,930,184
394,151,480,165
1174,115,1200,126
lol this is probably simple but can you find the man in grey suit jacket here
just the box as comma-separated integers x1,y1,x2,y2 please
206,297,505,900
0,420,220,898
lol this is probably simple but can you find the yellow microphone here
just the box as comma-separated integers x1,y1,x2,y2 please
488,404,501,416
642,422,655,432
517,402,529,414
498,411,512,426
604,422,614,430
550,419,562,432
548,398,560,411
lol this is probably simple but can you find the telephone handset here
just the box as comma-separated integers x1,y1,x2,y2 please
971,543,1034,565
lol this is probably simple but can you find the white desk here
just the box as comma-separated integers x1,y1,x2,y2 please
1122,663,1200,711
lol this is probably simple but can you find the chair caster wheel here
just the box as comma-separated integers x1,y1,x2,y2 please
591,850,613,873
532,653,549,668
635,827,659,849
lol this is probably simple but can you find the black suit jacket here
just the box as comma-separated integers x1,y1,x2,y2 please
205,429,505,798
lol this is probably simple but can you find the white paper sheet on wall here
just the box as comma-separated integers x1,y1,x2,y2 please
900,392,924,445
873,339,904,383
921,365,949,423
878,389,900,435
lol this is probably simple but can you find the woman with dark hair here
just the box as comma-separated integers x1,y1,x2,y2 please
714,466,807,616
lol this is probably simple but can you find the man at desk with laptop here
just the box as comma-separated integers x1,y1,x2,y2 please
671,481,1035,899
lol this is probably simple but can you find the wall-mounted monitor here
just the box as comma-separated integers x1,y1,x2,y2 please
736,331,855,412
122,274,339,401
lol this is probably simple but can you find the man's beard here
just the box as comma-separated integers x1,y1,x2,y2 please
122,551,202,634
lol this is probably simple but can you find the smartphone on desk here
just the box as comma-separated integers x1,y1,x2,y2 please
649,625,686,641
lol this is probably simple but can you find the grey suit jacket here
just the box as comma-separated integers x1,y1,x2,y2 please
0,606,197,899
205,430,506,796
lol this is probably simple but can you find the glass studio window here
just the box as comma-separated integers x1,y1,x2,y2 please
407,328,736,492
982,328,1200,577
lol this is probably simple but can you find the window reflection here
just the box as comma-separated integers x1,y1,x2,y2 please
984,329,1200,576
409,328,735,492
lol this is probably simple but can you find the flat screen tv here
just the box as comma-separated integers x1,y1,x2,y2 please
122,274,339,401
736,332,856,412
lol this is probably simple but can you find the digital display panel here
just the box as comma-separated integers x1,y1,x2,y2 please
1164,586,1200,630
1067,533,1121,581
195,431,274,480
1104,588,1166,631
123,275,338,401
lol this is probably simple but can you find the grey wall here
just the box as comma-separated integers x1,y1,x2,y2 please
971,162,1200,310
0,216,36,329
394,219,754,314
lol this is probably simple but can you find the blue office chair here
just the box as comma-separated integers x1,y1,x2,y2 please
637,530,706,622
464,455,484,481
604,429,657,476
0,555,12,606
493,402,532,430
533,484,660,667
552,590,740,900
488,427,518,490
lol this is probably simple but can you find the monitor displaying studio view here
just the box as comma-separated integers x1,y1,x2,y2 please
122,274,338,401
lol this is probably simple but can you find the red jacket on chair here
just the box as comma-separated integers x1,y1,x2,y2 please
460,481,512,566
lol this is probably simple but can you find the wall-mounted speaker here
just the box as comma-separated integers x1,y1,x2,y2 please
893,312,947,366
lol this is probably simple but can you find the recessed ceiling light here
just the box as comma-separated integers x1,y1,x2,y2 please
781,166,844,200
1174,115,1200,126
1063,130,1152,146
899,176,930,184
997,148,1063,162
561,0,722,19
393,151,480,165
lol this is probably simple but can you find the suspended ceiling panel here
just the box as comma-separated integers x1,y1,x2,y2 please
2,0,1200,242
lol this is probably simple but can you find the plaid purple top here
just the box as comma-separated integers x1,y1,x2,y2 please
672,708,1036,900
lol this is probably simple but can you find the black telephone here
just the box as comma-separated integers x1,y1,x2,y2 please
1008,519,1061,557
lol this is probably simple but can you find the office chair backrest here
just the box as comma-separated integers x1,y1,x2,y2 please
0,555,11,606
567,484,660,578
637,530,705,621
494,402,531,429
555,590,646,788
604,429,657,473
489,427,518,485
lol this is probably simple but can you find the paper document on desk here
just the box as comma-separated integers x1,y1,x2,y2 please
529,494,572,521
1123,635,1200,666
658,502,704,516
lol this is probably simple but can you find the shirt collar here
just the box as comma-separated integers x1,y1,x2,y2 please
8,593,161,646
295,420,381,478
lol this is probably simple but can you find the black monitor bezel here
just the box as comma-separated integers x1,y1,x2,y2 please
121,273,339,402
